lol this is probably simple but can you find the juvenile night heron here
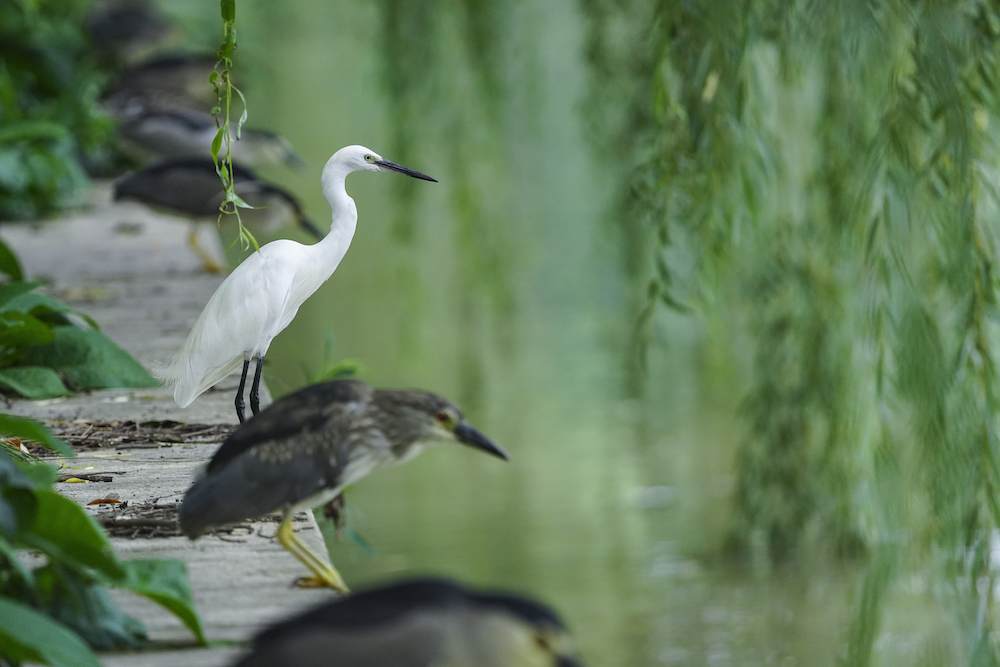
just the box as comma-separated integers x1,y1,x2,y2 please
115,156,321,232
111,53,220,105
179,380,509,593
230,578,582,667
154,145,436,422
86,0,171,65
105,89,304,168
114,157,321,273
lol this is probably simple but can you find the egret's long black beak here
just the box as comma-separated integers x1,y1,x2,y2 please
375,159,438,182
454,423,509,461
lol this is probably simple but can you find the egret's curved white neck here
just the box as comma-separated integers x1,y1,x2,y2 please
320,163,357,234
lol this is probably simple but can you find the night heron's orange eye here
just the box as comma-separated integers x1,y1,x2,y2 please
435,411,450,423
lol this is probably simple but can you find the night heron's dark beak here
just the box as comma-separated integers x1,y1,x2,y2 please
375,159,437,182
557,657,585,667
454,423,509,461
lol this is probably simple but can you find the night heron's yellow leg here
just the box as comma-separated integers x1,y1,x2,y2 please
187,225,225,274
276,515,350,593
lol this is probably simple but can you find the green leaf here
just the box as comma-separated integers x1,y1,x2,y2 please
37,567,146,650
0,120,69,145
0,532,36,589
3,291,89,324
22,326,158,390
235,87,248,136
0,281,42,308
0,366,71,399
119,559,207,645
211,127,225,162
25,490,124,580
220,0,235,22
0,413,72,457
18,459,58,487
0,597,101,667
0,311,56,347
0,237,24,281
0,449,39,539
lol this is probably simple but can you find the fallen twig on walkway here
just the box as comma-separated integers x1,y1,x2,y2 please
28,419,234,456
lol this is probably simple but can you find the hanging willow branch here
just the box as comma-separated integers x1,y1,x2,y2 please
210,0,258,252
582,1,1000,662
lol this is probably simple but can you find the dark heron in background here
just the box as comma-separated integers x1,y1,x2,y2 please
230,578,583,667
111,53,221,105
104,88,304,168
179,380,510,593
85,0,172,65
114,157,322,271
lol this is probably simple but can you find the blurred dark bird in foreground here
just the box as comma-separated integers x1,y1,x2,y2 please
114,157,321,271
178,380,509,592
230,578,583,667
104,88,304,168
86,0,172,65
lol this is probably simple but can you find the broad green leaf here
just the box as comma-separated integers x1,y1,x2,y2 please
0,597,101,667
0,486,36,541
22,326,158,389
120,559,207,645
0,532,35,589
0,311,56,347
3,291,80,319
0,281,41,308
0,366,71,399
0,413,72,457
0,238,24,281
18,459,58,487
26,490,123,580
37,568,146,650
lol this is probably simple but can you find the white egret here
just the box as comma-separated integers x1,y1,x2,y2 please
154,145,436,422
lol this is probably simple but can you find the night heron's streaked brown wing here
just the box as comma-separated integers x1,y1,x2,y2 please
207,379,373,472
178,380,373,537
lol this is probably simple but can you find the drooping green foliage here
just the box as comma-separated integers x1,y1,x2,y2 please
0,243,157,399
378,0,518,410
209,0,260,252
0,0,117,220
580,0,1000,662
0,449,206,666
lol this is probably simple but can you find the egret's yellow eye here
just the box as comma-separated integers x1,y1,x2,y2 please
364,154,374,162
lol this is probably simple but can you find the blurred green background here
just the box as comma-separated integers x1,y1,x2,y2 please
14,0,1000,664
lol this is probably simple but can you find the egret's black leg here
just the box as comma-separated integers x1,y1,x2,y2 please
250,355,264,416
235,359,250,424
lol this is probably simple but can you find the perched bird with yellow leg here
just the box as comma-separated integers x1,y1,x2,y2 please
178,380,509,593
229,578,583,667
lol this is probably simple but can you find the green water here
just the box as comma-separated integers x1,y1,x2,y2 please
156,2,949,665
